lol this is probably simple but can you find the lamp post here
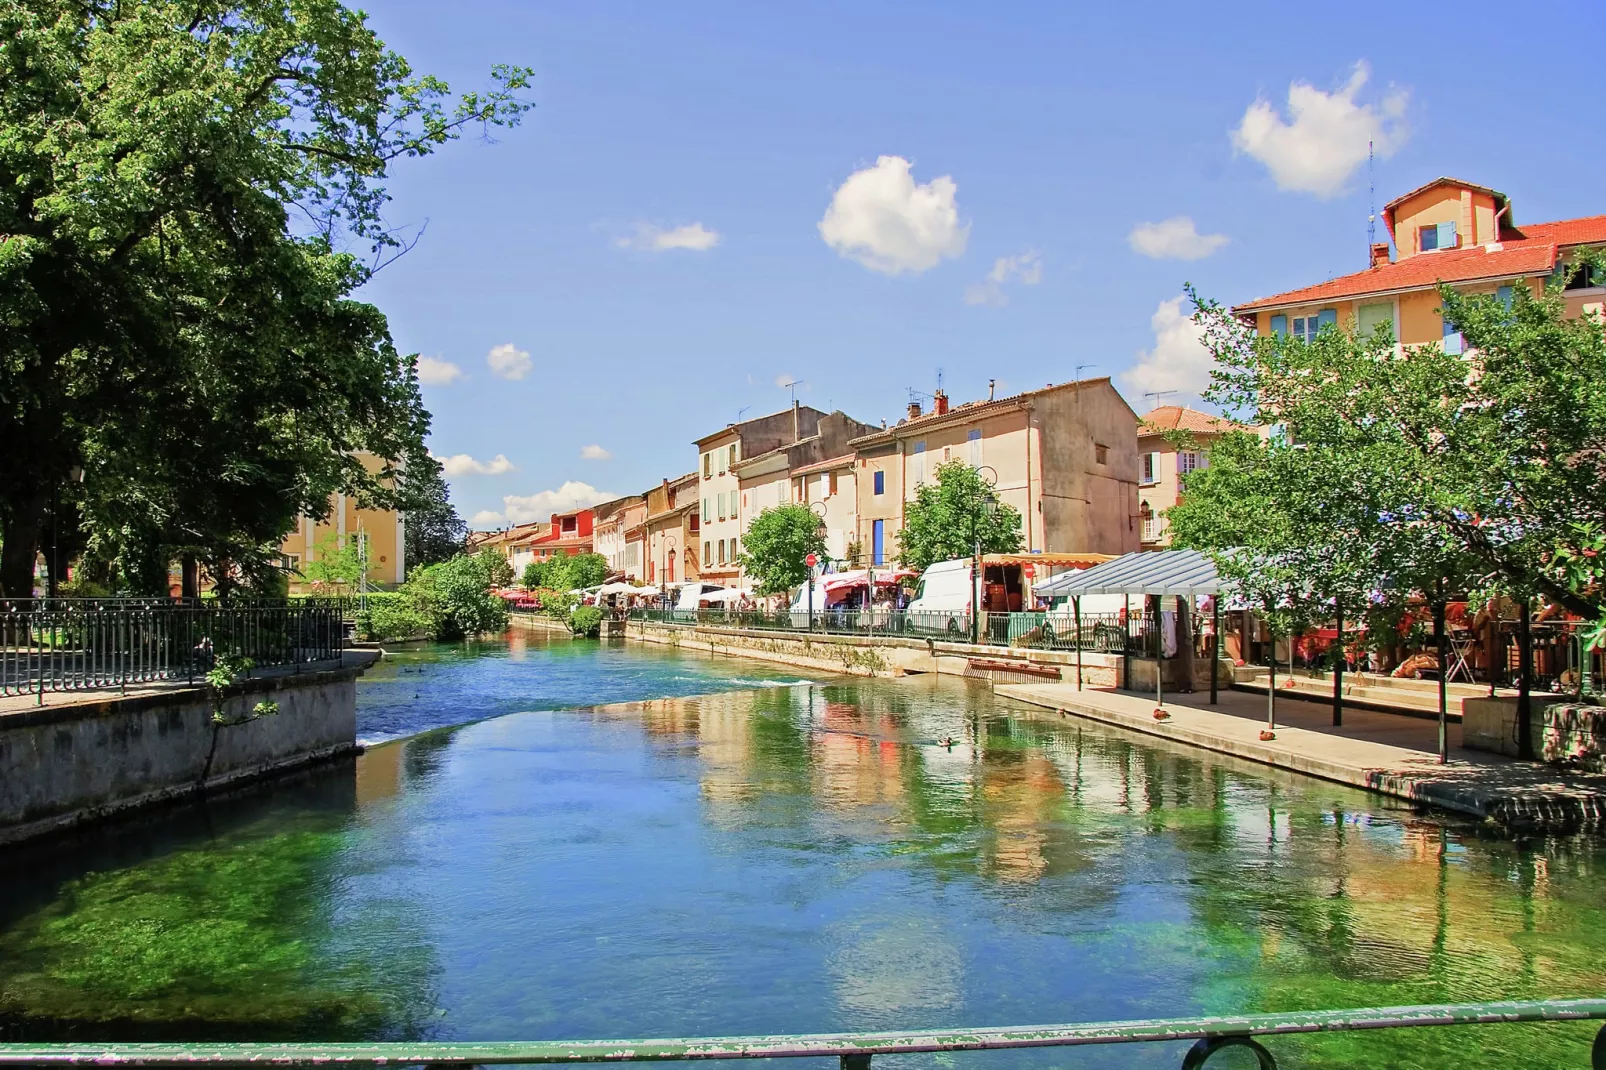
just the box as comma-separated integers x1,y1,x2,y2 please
661,533,677,614
972,467,999,645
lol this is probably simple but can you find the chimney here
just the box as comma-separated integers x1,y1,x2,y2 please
988,379,996,401
1370,243,1391,268
907,400,922,421
932,390,949,416
792,399,800,442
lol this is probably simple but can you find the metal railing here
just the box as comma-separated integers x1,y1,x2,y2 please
0,598,345,701
629,607,1147,653
0,999,1600,1068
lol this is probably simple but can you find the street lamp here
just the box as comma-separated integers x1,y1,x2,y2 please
661,532,677,613
972,467,999,645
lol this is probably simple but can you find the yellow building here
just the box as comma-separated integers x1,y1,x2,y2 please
1235,177,1606,345
1136,406,1260,549
280,456,406,590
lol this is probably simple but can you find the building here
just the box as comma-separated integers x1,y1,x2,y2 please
644,473,700,586
794,454,857,564
1136,405,1257,548
619,497,650,582
1235,177,1606,346
592,495,644,578
846,379,1141,566
694,404,831,586
732,410,876,567
521,508,595,567
280,456,406,590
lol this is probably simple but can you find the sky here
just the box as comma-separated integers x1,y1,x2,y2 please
354,0,1606,529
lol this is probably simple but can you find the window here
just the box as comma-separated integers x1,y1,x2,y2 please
702,497,710,523
562,517,576,533
1094,443,1108,465
718,492,727,519
689,513,700,534
704,540,711,566
728,444,738,469
828,471,838,496
1443,314,1463,356
1177,451,1203,476
872,520,885,566
968,428,982,466
1290,308,1336,343
873,470,885,495
1419,220,1456,252
1563,263,1603,291
1141,452,1159,485
717,540,726,565
912,441,926,485
1270,314,1287,337
665,551,675,583
1141,503,1157,542
731,536,739,558
703,453,711,478
1356,302,1393,338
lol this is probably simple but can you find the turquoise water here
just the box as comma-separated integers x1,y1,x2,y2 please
1,631,1603,1068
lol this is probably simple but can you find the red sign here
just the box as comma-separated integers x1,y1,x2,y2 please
806,553,818,567
1023,563,1035,578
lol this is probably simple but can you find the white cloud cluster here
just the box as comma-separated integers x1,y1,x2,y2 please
579,444,612,461
963,250,1042,307
416,356,464,386
500,482,619,524
487,343,532,380
470,509,507,528
1120,296,1214,401
1231,62,1408,198
434,452,516,477
1127,217,1229,261
819,155,968,275
617,222,721,252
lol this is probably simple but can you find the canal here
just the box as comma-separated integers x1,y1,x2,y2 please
0,631,1602,1068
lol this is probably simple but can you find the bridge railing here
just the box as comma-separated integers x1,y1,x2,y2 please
0,598,345,701
1,999,1602,1068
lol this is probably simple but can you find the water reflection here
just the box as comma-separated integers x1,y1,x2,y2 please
0,643,1602,1069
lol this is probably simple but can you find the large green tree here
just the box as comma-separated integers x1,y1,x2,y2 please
403,458,467,569
1170,266,1606,643
0,0,532,595
898,459,1023,572
738,504,827,595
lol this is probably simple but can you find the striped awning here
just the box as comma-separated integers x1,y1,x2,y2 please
1031,549,1221,598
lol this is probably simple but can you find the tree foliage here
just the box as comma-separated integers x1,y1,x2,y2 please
0,0,533,594
522,551,608,592
474,548,515,588
403,459,467,569
302,533,364,593
898,460,1023,572
738,504,827,595
1169,265,1606,645
401,554,509,641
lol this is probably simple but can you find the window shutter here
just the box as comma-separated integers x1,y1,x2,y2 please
1270,314,1287,337
1317,308,1337,330
1438,220,1457,249
1497,285,1514,309
1443,317,1464,356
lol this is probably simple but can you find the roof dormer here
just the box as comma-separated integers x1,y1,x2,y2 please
1382,177,1511,259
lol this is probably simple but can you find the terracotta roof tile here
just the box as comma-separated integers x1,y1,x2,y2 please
1137,406,1249,435
1235,240,1558,313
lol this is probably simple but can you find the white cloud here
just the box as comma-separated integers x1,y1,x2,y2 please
963,251,1042,307
579,444,612,461
500,482,618,524
487,343,532,380
433,452,516,477
1128,217,1230,261
775,374,797,388
1121,296,1214,401
470,509,506,528
1231,62,1408,198
617,222,721,252
416,356,464,386
819,155,968,275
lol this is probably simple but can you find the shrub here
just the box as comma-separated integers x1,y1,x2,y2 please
355,594,431,641
403,554,510,640
568,605,604,638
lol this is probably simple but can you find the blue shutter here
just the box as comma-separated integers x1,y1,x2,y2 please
873,470,884,495
1497,285,1514,310
1317,308,1337,331
1443,316,1463,355
1270,314,1287,337
1438,220,1457,249
872,520,885,566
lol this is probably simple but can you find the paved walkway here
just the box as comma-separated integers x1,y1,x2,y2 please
994,681,1606,832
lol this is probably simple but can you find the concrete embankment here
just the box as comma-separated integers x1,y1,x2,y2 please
0,651,377,847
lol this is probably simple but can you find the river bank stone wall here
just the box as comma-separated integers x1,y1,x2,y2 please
0,652,376,847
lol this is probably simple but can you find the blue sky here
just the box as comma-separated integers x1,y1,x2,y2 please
356,0,1605,528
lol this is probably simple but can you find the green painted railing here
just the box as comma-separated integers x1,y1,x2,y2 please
3,1000,1603,1069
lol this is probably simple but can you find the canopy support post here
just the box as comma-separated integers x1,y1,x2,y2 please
1210,597,1219,705
1074,595,1083,691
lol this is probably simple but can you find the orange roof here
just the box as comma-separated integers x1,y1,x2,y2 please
1137,405,1249,436
1235,239,1558,313
790,453,855,477
1506,214,1606,247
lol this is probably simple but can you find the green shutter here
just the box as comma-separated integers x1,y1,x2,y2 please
1357,303,1392,337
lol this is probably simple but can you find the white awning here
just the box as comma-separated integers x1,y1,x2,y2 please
1032,549,1221,598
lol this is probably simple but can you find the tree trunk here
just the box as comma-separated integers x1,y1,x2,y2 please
181,555,200,600
0,491,49,598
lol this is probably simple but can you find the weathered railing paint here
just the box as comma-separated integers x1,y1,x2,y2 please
2,999,1602,1068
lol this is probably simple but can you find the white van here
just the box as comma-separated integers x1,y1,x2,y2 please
905,557,1028,638
674,582,726,613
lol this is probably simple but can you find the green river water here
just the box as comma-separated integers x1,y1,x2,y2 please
0,630,1602,1068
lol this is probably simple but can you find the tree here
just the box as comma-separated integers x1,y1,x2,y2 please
898,460,1023,572
738,504,827,595
1171,266,1606,644
402,554,509,641
521,561,544,590
0,0,533,594
474,548,514,588
404,459,467,569
302,533,365,594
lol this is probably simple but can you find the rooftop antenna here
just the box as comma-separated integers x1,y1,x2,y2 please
936,367,944,394
736,405,750,422
782,379,806,406
1144,390,1179,408
1367,139,1376,257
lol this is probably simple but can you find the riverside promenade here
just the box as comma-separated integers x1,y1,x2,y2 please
994,681,1606,832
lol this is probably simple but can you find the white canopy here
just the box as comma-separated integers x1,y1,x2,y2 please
701,587,752,605
597,582,653,596
1033,549,1221,599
